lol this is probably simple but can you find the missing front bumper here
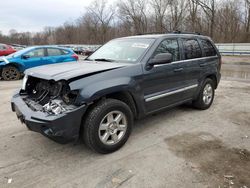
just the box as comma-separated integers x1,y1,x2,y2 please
11,92,87,143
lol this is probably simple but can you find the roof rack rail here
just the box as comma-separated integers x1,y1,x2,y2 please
136,31,165,35
171,30,201,35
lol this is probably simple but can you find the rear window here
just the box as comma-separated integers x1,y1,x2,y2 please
47,48,62,56
182,39,202,59
61,49,69,55
200,39,217,57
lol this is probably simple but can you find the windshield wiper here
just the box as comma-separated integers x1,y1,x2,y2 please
94,58,115,62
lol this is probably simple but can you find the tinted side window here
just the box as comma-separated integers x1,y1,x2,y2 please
153,39,180,61
182,39,202,59
26,49,45,58
201,39,216,57
47,48,62,56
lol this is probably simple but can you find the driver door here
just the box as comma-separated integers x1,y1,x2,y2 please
142,38,188,113
22,48,48,69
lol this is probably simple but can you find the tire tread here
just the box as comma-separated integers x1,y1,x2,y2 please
193,78,215,110
83,99,133,154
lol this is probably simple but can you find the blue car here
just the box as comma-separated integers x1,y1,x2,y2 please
0,46,79,80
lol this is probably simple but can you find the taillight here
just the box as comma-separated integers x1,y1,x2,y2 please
72,54,79,61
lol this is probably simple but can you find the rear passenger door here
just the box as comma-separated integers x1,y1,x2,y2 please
22,48,48,69
198,39,219,76
46,48,67,64
179,38,203,97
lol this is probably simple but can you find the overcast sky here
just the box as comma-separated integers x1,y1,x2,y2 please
0,0,113,35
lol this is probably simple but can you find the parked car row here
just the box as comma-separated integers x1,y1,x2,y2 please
11,44,26,51
0,43,16,56
0,46,78,80
72,47,96,56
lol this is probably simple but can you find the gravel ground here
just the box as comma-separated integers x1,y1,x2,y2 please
0,57,249,188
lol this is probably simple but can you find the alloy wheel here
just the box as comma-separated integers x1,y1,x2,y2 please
203,83,213,105
2,67,19,80
98,110,127,145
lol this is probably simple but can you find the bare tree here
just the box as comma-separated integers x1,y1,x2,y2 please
194,0,216,37
243,0,250,40
150,0,169,32
186,0,200,32
167,0,187,31
43,27,56,44
216,0,241,42
1,0,250,45
86,0,115,43
118,0,148,34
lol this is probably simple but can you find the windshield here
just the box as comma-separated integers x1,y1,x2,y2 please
6,47,33,58
87,38,154,63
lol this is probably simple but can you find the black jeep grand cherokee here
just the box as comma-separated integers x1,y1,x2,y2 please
11,33,221,153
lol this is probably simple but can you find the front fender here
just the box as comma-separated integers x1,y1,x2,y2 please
0,57,24,72
71,77,141,104
0,57,9,64
0,57,9,68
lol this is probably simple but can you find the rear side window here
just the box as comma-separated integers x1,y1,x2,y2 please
200,39,217,57
47,48,62,56
153,39,180,61
182,39,202,59
61,49,69,55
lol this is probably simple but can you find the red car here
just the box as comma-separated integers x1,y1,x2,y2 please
0,44,16,56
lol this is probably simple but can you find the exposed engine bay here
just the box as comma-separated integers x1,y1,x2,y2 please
21,76,79,115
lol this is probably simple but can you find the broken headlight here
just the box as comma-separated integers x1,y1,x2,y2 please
42,88,79,115
23,77,80,115
61,90,79,105
43,99,76,115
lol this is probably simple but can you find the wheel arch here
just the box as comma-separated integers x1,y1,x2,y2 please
1,63,23,80
105,91,138,119
86,90,139,119
79,90,138,145
3,62,23,72
206,74,218,89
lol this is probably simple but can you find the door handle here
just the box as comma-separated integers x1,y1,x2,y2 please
174,68,184,72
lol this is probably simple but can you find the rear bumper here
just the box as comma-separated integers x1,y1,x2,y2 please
11,91,87,143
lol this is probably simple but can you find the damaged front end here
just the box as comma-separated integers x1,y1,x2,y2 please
11,75,87,143
21,76,80,115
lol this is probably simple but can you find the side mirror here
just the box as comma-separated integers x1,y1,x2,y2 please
148,53,173,67
22,55,30,59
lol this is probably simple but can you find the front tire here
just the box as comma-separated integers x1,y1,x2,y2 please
2,66,21,80
193,78,215,110
83,99,133,154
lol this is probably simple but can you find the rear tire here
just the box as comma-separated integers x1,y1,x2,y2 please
2,66,21,80
193,78,215,110
83,99,133,154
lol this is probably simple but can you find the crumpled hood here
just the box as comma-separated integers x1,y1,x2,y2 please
25,61,129,81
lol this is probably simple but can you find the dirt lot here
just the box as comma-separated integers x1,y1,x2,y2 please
0,57,250,188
